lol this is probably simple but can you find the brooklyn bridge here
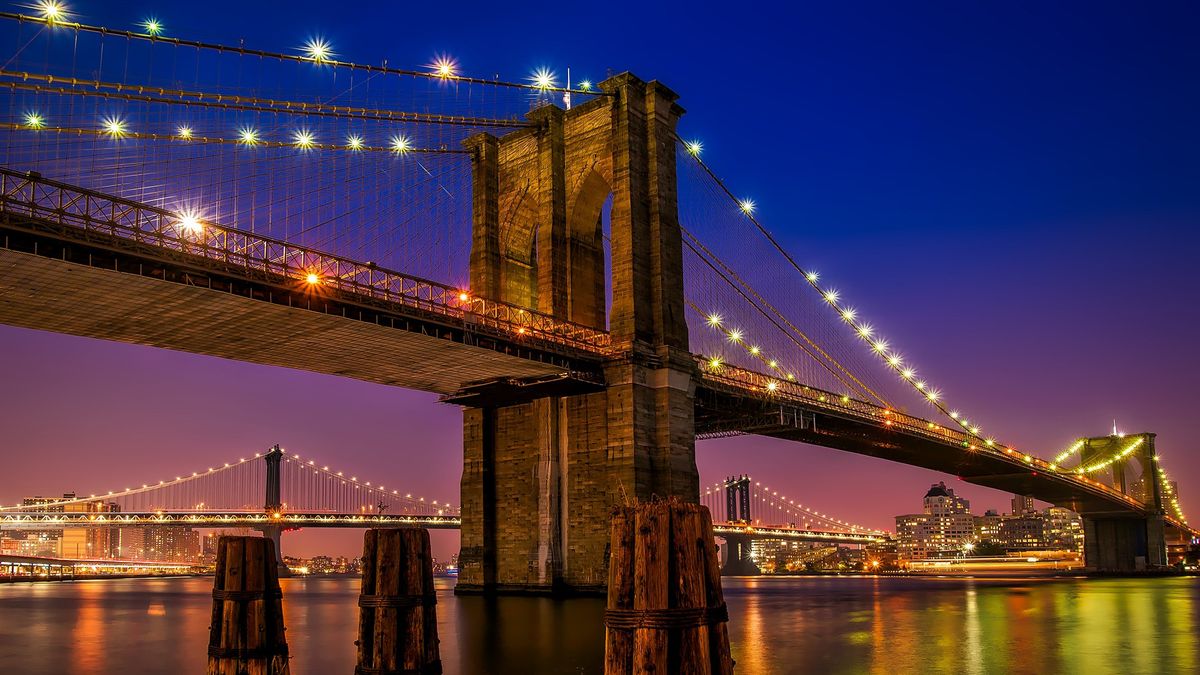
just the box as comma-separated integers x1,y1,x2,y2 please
0,5,1193,597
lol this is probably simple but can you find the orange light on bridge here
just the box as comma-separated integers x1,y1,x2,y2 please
178,212,203,236
458,292,470,302
305,273,321,285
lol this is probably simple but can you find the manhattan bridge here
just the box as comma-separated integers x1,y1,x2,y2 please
0,4,1193,592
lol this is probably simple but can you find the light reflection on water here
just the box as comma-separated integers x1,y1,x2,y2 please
0,575,1196,674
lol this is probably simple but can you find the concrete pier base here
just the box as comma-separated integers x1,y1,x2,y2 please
720,535,760,576
1083,515,1167,572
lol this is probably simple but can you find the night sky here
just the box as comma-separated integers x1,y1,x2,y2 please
1,0,1198,561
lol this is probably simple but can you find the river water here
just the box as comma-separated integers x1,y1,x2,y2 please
0,575,1196,674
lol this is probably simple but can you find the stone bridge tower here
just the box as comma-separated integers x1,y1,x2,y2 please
457,73,698,594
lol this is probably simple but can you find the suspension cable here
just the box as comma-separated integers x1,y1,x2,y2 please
0,73,530,128
0,12,605,96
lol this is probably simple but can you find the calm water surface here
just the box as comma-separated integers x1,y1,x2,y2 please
0,575,1197,674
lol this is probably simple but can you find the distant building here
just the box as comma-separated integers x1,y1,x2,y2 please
1041,507,1084,553
142,527,200,562
895,482,976,560
896,486,1084,561
1011,494,1034,516
0,493,119,559
998,516,1044,550
749,540,846,572
118,527,147,559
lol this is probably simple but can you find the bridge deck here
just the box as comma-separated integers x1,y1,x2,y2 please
0,511,462,529
0,247,568,394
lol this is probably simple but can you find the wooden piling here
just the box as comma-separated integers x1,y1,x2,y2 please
206,536,290,675
355,529,441,675
605,500,734,675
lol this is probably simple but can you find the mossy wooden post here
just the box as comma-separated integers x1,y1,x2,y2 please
604,500,734,675
206,536,290,675
356,529,441,675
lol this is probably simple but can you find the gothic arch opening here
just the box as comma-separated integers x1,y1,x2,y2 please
566,168,611,329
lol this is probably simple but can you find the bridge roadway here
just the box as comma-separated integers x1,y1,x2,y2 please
0,511,883,545
0,169,1194,541
0,511,462,530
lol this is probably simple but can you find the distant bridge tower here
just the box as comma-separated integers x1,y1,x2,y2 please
725,475,751,523
261,444,285,568
456,73,698,594
265,444,283,513
720,476,758,576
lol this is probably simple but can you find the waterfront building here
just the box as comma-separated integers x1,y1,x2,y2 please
143,527,200,562
895,482,976,560
1041,507,1084,553
897,486,1084,561
998,515,1044,550
1,493,119,559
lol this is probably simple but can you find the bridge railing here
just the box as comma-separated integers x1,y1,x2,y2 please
711,522,886,544
0,168,613,356
698,359,1164,518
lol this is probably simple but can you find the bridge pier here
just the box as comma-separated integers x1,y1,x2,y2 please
1083,515,1168,572
719,534,760,576
456,73,698,596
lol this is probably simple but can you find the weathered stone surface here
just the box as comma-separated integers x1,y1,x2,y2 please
459,74,698,594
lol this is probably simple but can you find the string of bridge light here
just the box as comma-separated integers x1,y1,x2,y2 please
0,74,530,128
9,117,465,155
681,226,892,408
694,303,801,391
9,3,601,96
0,450,268,510
1072,437,1145,475
278,448,455,515
1155,461,1188,523
703,479,886,534
704,480,879,532
680,138,1021,455
1047,437,1188,522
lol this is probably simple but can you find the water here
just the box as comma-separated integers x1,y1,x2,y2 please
0,575,1197,674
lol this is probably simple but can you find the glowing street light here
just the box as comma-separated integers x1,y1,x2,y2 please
578,80,593,91
238,127,259,145
302,38,333,63
390,135,411,154
685,140,703,156
141,18,162,36
530,68,555,90
176,125,193,139
35,1,66,22
293,129,316,149
739,198,756,215
24,112,45,129
346,134,364,150
305,273,321,285
102,116,126,137
177,210,203,235
431,56,457,78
